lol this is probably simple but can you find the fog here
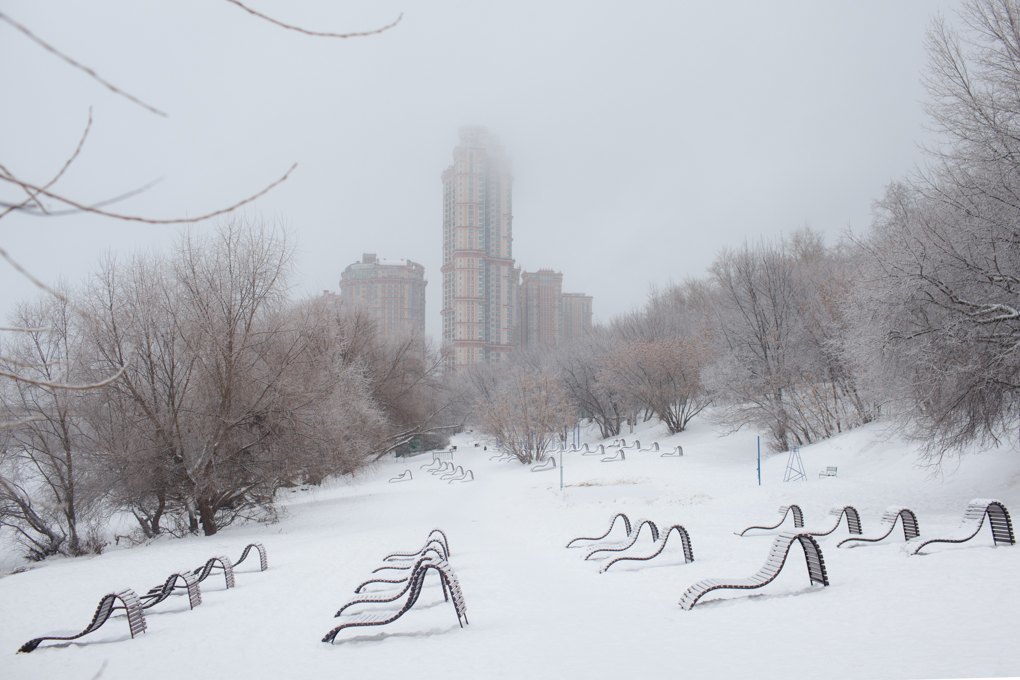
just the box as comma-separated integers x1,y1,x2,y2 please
1,0,960,339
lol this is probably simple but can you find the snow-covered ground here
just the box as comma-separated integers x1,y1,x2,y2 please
2,415,1019,680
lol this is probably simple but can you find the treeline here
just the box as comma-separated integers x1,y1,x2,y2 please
467,0,1019,466
0,223,453,559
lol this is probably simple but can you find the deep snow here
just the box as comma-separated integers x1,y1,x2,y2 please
2,415,1019,680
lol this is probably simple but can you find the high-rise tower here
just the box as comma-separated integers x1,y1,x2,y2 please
441,127,517,371
339,253,427,340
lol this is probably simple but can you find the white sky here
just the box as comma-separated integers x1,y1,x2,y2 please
1,0,960,340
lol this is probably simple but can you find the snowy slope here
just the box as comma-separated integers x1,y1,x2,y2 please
2,415,1019,680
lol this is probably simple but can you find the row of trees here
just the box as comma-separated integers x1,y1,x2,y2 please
0,221,452,558
468,0,1019,466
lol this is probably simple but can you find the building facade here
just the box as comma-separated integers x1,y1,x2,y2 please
560,292,593,342
339,253,426,339
519,269,563,348
441,126,517,371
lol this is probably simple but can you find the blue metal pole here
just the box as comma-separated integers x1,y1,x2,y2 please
757,436,761,486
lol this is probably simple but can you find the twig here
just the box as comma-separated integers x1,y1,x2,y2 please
0,362,128,391
0,12,166,117
221,1,402,38
0,177,165,217
0,164,297,224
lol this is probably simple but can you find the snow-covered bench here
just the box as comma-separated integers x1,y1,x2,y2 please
323,558,467,644
140,571,203,610
582,444,606,456
566,513,632,548
384,529,451,562
19,588,147,653
818,466,838,478
585,519,660,560
234,543,268,572
601,524,694,573
661,445,684,457
388,469,413,483
601,449,626,463
531,457,556,472
906,499,1015,555
735,504,804,537
678,532,829,610
190,555,235,590
805,505,862,538
838,507,919,548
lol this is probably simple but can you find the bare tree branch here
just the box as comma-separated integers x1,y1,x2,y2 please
221,1,403,39
0,12,166,117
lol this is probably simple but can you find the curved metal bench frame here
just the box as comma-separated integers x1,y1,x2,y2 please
140,571,202,610
372,546,446,573
601,449,626,463
567,513,632,548
639,442,660,452
388,469,413,483
679,532,828,610
323,559,467,644
440,464,465,481
661,445,684,457
531,457,556,472
907,499,1015,555
447,468,475,483
838,507,919,548
384,538,449,565
807,505,862,538
339,555,446,616
585,519,660,560
601,524,694,572
582,444,606,456
736,504,804,536
191,555,235,589
19,589,147,653
234,543,268,571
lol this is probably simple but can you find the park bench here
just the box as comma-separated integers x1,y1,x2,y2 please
323,558,467,644
819,466,838,478
531,457,556,472
446,467,475,483
388,469,413,483
140,571,203,610
735,504,804,536
384,531,451,562
837,507,919,548
805,505,862,538
660,445,683,457
601,449,626,463
678,532,829,610
234,542,269,571
906,499,1015,555
19,588,147,653
191,555,235,589
601,524,694,573
585,519,660,560
566,513,632,548
582,444,606,456
639,442,660,452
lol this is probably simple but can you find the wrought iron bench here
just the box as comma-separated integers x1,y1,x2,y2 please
679,532,829,610
838,507,919,548
601,449,626,463
601,524,694,572
736,504,804,536
140,571,203,610
19,589,147,653
805,505,862,538
585,519,660,560
906,499,1015,555
818,466,838,478
323,558,467,644
566,513,632,548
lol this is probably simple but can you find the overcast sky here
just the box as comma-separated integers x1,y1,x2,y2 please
1,0,961,340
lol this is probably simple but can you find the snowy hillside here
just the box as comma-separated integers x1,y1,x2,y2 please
2,415,1019,680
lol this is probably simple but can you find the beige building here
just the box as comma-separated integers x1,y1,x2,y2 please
560,292,593,342
441,126,517,371
339,253,426,340
519,269,563,348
